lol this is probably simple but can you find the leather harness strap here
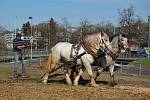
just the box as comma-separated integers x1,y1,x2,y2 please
102,37,121,60
70,43,87,60
80,38,97,58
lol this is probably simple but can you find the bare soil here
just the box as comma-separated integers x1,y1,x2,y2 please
0,64,150,100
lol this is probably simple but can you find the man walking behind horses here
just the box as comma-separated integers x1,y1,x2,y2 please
13,33,29,78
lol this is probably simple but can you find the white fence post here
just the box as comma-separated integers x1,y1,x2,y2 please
139,63,142,76
121,61,123,73
39,51,42,66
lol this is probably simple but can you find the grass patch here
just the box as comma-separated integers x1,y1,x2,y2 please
0,63,35,79
0,64,12,79
134,57,150,67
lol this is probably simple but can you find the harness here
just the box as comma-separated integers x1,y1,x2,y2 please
65,44,86,78
80,38,97,57
69,44,86,63
102,36,122,60
71,34,122,61
70,44,86,59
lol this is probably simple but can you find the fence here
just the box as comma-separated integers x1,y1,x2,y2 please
0,49,49,66
116,60,150,76
0,50,150,76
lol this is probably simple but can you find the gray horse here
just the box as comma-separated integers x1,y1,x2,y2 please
94,33,129,86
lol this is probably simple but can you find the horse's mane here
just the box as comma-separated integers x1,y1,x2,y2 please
109,34,127,42
109,34,118,42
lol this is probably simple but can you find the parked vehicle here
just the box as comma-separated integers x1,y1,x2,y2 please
131,47,150,57
130,50,139,57
138,49,148,57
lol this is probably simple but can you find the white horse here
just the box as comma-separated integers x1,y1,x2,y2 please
41,32,111,87
93,33,129,86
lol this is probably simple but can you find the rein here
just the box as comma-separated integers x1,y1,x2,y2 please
102,37,121,61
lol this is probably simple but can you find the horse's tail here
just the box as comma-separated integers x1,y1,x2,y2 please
46,53,52,70
40,53,52,71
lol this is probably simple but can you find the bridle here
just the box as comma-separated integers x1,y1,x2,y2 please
101,39,118,60
79,33,128,61
101,34,128,60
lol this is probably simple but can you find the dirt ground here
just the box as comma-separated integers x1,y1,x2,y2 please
0,64,150,100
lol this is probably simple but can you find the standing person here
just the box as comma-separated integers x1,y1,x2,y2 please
13,33,29,78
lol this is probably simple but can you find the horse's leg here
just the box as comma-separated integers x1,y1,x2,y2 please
95,67,103,81
64,65,72,85
109,64,117,87
42,72,49,84
65,72,72,85
84,62,98,87
41,54,52,84
42,62,57,84
42,48,60,84
73,68,84,86
95,56,107,80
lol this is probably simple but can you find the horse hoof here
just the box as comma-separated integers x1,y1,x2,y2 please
73,84,78,86
110,82,117,87
66,81,72,86
67,83,72,86
42,81,47,84
90,84,98,87
114,82,117,85
73,82,78,86
110,84,114,87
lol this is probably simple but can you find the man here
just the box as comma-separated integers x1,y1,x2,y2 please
13,33,29,78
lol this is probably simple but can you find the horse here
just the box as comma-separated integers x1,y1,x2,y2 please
93,33,129,86
41,32,112,87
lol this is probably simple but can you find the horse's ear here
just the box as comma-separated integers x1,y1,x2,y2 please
109,36,113,42
118,32,122,37
109,34,116,42
122,34,127,38
101,31,104,36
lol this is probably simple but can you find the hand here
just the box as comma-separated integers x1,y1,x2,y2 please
17,45,25,49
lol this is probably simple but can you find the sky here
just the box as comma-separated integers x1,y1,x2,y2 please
0,0,150,31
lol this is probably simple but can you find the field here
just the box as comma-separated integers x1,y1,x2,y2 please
134,57,150,67
0,63,150,100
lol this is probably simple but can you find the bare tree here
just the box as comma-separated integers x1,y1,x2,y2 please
61,17,71,42
133,17,149,47
118,5,135,42
48,18,58,49
95,20,114,36
0,25,6,36
80,18,91,36
118,5,149,47
0,25,7,53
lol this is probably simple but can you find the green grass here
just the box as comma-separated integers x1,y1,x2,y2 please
135,57,150,67
0,64,12,79
0,63,33,79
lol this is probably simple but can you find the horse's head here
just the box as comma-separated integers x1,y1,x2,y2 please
102,32,112,50
96,32,113,57
118,34,129,52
